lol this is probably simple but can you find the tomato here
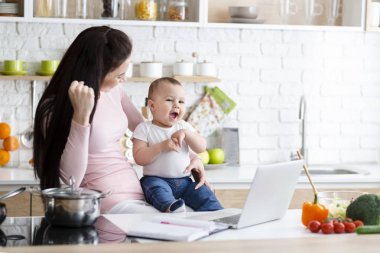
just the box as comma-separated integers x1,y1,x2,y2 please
321,222,334,234
308,220,321,233
345,222,356,233
354,220,364,228
334,222,345,234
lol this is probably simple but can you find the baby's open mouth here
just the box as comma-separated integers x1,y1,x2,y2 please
169,112,179,120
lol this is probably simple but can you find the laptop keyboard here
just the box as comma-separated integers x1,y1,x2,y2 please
213,214,241,225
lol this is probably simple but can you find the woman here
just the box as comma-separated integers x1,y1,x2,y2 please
33,26,207,214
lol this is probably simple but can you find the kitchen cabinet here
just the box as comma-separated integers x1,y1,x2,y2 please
0,0,368,31
0,190,43,216
215,188,380,209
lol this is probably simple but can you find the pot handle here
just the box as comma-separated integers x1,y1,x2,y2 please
0,187,26,201
99,190,112,198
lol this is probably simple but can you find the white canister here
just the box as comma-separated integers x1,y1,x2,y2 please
195,61,216,76
126,62,133,77
371,2,380,27
173,60,193,76
140,62,163,78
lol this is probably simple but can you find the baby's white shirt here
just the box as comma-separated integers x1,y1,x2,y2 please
132,120,195,178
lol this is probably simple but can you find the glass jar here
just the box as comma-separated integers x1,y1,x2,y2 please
167,0,187,21
54,0,68,18
75,0,88,18
35,0,54,17
101,0,119,19
135,0,157,20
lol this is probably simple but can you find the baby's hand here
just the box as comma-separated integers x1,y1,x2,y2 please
160,139,180,152
171,130,186,148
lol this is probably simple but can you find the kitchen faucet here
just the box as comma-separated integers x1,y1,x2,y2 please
299,96,307,163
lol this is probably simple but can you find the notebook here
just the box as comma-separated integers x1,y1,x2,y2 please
190,160,304,229
126,216,228,242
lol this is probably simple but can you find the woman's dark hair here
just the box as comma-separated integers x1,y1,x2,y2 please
33,26,132,189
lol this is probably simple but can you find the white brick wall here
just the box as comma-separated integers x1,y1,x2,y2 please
1,22,380,167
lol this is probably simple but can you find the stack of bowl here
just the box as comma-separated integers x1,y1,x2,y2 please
228,5,263,24
0,2,18,17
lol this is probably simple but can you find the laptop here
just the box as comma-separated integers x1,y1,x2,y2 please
191,160,304,229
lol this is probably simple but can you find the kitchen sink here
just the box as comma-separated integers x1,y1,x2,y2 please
300,167,370,176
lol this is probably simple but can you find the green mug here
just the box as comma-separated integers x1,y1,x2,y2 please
3,60,28,72
40,60,60,74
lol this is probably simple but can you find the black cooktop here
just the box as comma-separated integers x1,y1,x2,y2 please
0,215,130,247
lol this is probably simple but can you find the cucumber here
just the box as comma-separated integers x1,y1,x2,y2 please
356,225,380,234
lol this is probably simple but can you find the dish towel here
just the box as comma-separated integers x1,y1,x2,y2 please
186,86,236,137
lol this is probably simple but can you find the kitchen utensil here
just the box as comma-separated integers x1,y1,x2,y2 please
279,0,298,24
140,61,162,78
41,178,110,227
0,187,26,225
296,150,318,195
326,0,341,25
20,81,36,149
3,60,27,73
228,5,258,19
304,0,323,25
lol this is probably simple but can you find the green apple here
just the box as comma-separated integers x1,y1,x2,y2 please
208,148,225,164
198,151,209,165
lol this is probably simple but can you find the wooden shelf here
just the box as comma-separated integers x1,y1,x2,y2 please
173,76,221,83
0,75,220,83
0,75,50,81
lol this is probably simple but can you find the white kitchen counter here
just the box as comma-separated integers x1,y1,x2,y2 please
1,163,380,191
0,168,38,191
103,209,357,242
200,164,380,189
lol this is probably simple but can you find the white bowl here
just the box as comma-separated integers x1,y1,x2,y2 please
229,6,258,19
318,191,365,219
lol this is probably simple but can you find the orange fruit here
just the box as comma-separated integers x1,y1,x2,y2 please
3,136,20,151
0,123,11,139
0,149,10,166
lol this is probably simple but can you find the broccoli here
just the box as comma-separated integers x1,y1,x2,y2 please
346,194,380,225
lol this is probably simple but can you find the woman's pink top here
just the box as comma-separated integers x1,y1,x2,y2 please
59,85,145,213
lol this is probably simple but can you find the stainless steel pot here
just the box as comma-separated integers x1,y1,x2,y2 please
41,187,108,228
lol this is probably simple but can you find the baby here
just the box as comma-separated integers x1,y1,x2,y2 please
132,77,223,212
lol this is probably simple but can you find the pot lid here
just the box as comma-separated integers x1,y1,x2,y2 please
42,187,103,199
